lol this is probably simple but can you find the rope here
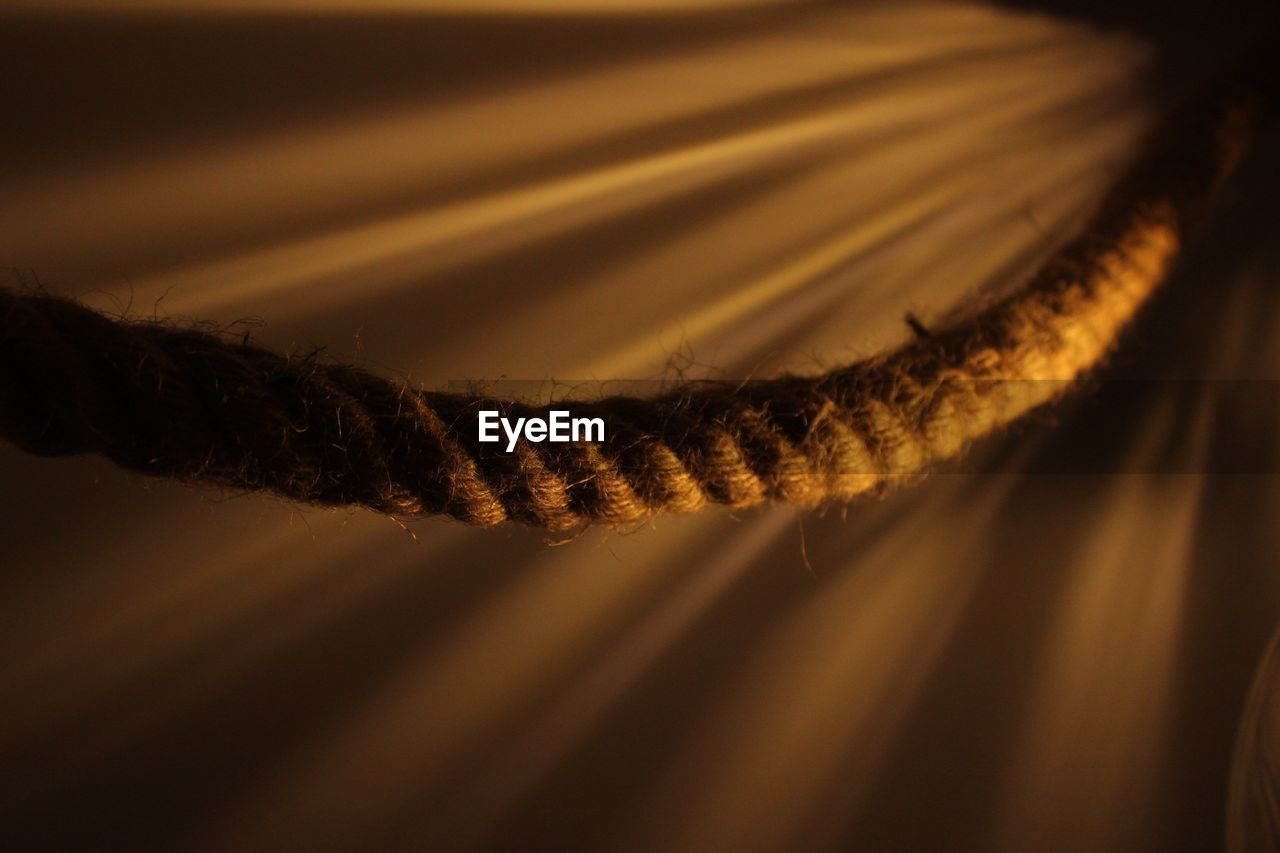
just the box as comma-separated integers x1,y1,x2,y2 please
0,72,1265,531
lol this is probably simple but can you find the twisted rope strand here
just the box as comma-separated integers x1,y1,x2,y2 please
0,74,1263,530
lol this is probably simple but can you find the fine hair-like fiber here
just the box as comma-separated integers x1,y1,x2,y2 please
0,73,1265,531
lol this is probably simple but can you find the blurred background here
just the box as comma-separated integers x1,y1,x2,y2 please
0,0,1277,849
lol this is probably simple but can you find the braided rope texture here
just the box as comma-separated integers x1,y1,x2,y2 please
0,79,1260,531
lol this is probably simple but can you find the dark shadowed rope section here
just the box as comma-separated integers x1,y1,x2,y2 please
0,71,1269,531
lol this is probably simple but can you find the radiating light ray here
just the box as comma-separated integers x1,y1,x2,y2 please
987,393,1214,851
0,517,333,726
0,453,354,725
420,509,798,849
3,3,1085,291
0,512,403,788
17,524,460,802
617,475,1018,852
427,42,1149,381
180,515,723,852
571,85,1151,379
59,38,1135,331
726,141,1136,377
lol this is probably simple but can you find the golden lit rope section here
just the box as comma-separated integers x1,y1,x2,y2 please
0,67,1264,531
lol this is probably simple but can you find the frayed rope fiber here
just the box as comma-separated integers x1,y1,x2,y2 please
0,72,1267,531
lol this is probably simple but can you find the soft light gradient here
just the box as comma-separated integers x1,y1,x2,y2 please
1,1,1277,850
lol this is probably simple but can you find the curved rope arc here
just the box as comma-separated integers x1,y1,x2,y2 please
0,73,1264,530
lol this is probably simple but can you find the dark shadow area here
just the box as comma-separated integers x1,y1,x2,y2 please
0,5,822,176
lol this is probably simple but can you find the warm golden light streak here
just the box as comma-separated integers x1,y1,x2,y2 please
988,399,1211,849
